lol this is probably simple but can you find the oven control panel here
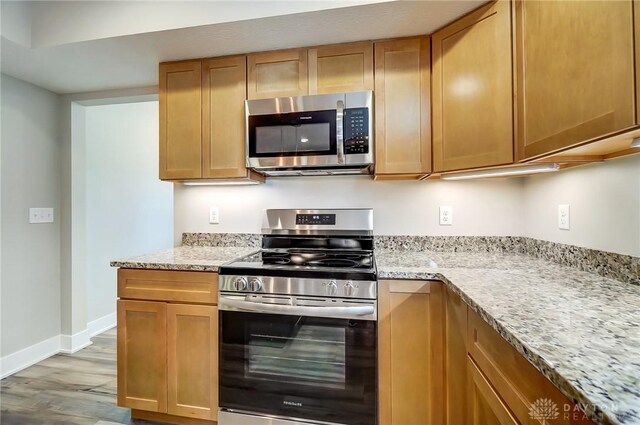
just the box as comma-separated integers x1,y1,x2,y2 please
343,108,369,155
296,214,336,225
219,275,377,299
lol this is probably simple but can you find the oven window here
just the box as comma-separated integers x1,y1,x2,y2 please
247,322,346,390
255,123,331,154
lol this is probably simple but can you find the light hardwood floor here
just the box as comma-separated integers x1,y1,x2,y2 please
1,328,158,425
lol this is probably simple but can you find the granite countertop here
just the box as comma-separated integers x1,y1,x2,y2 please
110,246,257,272
111,245,639,425
377,250,640,425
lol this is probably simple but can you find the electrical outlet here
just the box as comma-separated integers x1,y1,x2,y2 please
558,204,570,230
439,206,453,226
29,208,54,224
209,207,220,224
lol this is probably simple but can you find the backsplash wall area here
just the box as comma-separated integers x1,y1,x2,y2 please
174,177,525,240
173,155,640,257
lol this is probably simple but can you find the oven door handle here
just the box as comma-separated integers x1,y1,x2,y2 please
219,296,376,320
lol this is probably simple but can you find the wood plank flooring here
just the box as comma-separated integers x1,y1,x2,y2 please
0,329,158,425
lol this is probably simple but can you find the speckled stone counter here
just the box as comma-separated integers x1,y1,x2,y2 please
110,240,639,425
377,250,640,425
110,246,257,272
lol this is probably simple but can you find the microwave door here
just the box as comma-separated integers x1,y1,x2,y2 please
248,110,337,166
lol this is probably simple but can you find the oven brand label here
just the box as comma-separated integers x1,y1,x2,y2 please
283,400,303,408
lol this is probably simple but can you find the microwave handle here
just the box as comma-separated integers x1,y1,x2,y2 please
336,100,345,164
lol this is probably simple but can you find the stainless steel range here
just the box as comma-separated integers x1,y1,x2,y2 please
218,209,377,425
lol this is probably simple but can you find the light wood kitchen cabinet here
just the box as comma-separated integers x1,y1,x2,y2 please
445,286,469,425
468,358,519,425
308,41,374,94
374,38,431,178
202,56,249,179
117,269,218,424
432,0,514,172
248,48,308,99
468,308,595,425
378,280,444,425
515,0,636,160
636,0,640,125
159,61,202,180
167,304,218,420
117,300,167,413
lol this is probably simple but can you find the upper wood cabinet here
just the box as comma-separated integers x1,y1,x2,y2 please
247,49,308,99
374,37,431,178
167,304,218,420
308,42,374,94
515,0,636,160
432,0,514,172
117,300,168,413
378,280,444,425
202,56,248,178
159,61,202,180
636,0,640,125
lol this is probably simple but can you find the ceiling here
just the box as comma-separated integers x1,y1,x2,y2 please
1,0,484,94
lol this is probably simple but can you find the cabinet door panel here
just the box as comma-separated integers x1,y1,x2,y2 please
432,0,513,172
117,300,167,413
636,0,640,125
248,49,308,99
159,61,202,180
516,0,635,159
468,358,519,425
167,304,218,420
445,287,469,425
374,38,431,177
202,56,248,178
308,42,373,94
378,280,443,425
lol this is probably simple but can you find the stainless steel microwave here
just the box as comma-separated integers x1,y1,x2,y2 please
245,91,373,176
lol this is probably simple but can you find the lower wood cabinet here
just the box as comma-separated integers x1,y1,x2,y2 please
468,357,519,425
378,280,444,425
117,269,218,424
382,283,596,425
117,300,168,413
167,304,218,420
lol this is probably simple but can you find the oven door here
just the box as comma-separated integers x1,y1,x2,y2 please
219,309,376,425
247,110,340,169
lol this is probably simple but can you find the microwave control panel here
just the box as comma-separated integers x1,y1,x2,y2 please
343,108,369,155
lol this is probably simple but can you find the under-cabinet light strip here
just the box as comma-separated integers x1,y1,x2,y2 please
631,137,640,148
182,180,262,186
440,163,560,181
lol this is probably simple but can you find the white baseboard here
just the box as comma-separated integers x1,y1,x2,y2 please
59,328,92,354
88,312,116,337
0,335,61,379
1,313,117,379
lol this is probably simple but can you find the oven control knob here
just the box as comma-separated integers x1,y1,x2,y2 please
327,280,338,296
232,277,248,291
344,281,356,297
249,277,263,292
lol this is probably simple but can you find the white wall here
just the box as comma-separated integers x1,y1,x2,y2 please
0,74,62,357
174,156,640,257
85,101,173,323
174,177,526,242
523,155,640,257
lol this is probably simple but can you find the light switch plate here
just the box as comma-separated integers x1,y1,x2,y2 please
439,206,453,226
558,204,570,230
209,207,219,224
29,208,54,224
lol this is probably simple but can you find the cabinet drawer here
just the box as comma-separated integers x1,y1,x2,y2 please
468,309,594,424
118,269,218,304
